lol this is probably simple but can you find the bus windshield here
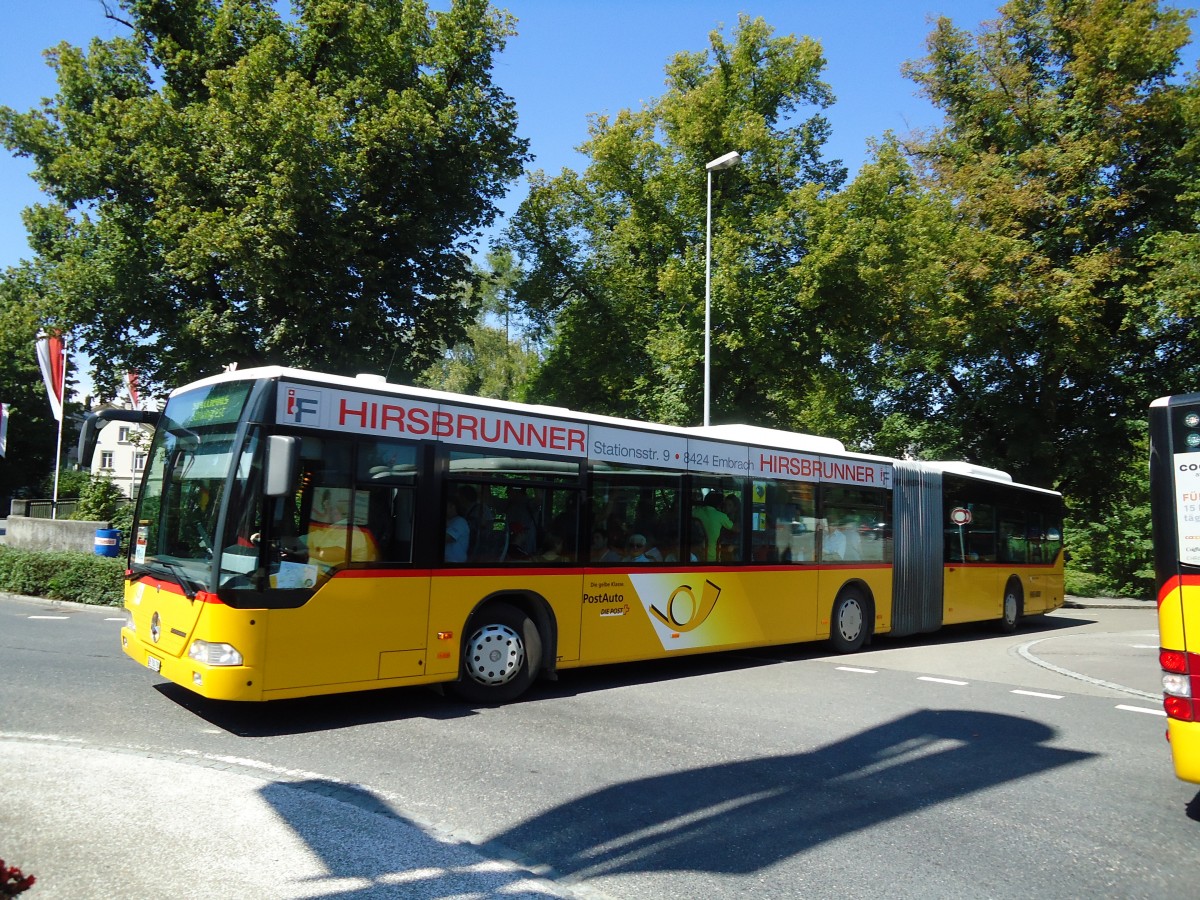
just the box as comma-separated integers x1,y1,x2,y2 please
132,380,253,594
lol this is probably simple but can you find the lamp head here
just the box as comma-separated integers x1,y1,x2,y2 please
706,151,742,171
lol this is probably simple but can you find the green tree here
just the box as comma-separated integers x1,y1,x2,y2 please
418,249,538,400
0,0,529,399
72,473,128,521
504,15,845,425
0,281,60,504
859,0,1200,505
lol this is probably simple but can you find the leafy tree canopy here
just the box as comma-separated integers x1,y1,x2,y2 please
0,278,61,501
0,0,529,400
418,249,538,400
503,14,846,426
801,0,1200,506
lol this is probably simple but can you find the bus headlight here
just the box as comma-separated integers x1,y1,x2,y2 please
188,640,244,667
123,609,136,633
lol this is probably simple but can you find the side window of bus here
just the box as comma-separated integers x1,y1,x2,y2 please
998,508,1028,563
942,500,998,563
751,479,817,564
689,476,745,564
589,465,683,564
357,440,418,563
1041,511,1064,562
291,438,380,571
447,451,582,565
1023,511,1063,564
820,485,892,563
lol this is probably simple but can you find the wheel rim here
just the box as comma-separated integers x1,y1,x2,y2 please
837,596,863,642
464,622,525,686
1005,591,1018,625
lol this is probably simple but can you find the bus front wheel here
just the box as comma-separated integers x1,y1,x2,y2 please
453,602,542,704
830,588,870,653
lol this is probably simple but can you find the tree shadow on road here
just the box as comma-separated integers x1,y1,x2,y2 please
256,779,557,899
494,708,1091,880
256,708,1092,896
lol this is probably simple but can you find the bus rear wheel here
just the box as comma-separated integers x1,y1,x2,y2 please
830,588,870,653
997,580,1023,633
453,602,542,704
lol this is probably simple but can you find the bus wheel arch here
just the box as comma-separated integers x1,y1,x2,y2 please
452,592,554,704
998,577,1024,632
829,581,874,654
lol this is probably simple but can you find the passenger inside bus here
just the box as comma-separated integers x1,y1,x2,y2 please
625,533,652,562
822,515,861,561
505,487,538,560
692,492,734,562
301,490,379,569
445,499,469,563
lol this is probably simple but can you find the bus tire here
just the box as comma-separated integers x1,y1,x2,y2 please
998,579,1023,633
830,587,871,653
452,602,542,704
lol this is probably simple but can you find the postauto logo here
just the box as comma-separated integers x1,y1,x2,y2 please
629,573,728,650
284,387,321,424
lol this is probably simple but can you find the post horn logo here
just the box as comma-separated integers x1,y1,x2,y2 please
649,580,721,633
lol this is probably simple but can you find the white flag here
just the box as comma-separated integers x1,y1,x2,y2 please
35,331,66,423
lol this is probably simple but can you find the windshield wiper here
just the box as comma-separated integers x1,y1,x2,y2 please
132,559,200,601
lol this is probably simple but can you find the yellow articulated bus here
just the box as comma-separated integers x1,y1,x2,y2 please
1149,393,1200,783
110,367,1064,703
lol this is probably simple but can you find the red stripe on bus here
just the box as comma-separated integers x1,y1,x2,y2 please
337,563,896,579
1158,573,1200,608
130,576,224,604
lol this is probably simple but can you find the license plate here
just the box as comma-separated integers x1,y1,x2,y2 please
147,655,162,673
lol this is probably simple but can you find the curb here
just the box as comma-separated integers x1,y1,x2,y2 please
1062,595,1156,611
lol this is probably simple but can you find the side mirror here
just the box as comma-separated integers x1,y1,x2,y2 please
265,436,299,497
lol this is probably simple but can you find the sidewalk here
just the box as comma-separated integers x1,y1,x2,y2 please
1,737,576,900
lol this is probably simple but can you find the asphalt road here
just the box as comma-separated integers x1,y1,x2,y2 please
1,593,1196,899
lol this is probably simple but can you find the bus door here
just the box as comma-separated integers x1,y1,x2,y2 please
942,503,1001,624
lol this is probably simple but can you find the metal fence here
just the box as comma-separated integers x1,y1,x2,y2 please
19,500,80,519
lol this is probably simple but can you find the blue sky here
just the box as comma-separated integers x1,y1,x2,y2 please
2,1,1197,269
0,0,1053,273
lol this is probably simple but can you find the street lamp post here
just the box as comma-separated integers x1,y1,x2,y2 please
704,150,741,427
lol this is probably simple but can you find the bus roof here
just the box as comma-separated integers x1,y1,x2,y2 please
918,460,1061,496
176,365,883,462
689,423,846,456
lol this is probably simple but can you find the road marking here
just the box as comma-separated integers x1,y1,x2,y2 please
28,615,69,620
1018,638,1160,701
104,617,125,622
1011,689,1064,700
1116,704,1166,717
836,666,877,674
917,676,968,686
1131,644,1158,650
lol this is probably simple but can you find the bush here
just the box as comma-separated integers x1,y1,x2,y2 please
0,546,124,605
42,467,90,499
1063,501,1154,600
1064,568,1110,599
71,474,129,522
110,501,135,553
